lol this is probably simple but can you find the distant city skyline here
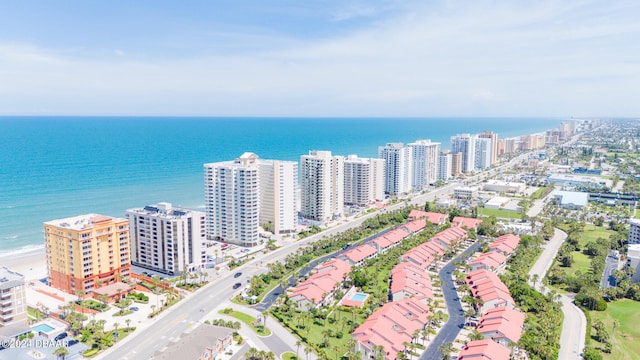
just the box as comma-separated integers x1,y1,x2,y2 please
1,1,638,117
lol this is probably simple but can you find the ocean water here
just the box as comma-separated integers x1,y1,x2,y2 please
0,117,563,254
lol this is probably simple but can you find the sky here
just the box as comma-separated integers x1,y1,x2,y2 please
0,0,638,117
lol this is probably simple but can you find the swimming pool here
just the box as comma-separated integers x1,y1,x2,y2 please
351,293,368,302
32,324,55,333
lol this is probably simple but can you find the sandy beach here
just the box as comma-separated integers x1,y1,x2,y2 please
0,248,48,281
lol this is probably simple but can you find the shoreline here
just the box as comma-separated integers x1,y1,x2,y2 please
0,247,47,282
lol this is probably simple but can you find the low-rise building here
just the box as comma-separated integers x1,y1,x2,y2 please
288,259,352,310
488,234,520,256
483,180,526,194
0,267,27,326
551,190,589,210
469,252,507,272
454,187,478,200
457,339,511,360
466,270,514,313
477,306,525,346
153,325,233,360
432,227,468,249
451,216,483,231
339,244,378,266
484,197,511,210
390,262,433,302
407,210,448,225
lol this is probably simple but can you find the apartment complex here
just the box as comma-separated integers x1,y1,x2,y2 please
450,134,476,173
378,143,412,195
408,139,440,189
629,219,640,245
300,150,344,222
126,202,205,275
474,137,492,170
44,214,131,294
344,155,384,206
0,267,27,326
438,151,452,180
205,152,298,246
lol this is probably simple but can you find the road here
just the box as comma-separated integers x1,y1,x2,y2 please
98,150,537,359
527,228,586,360
420,242,481,360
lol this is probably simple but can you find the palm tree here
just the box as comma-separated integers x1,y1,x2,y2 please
304,346,311,360
296,340,302,359
113,322,119,338
53,346,69,360
125,318,131,330
76,290,85,314
438,341,454,360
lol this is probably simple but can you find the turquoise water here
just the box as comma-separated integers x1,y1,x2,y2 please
351,293,368,302
0,117,563,253
32,323,55,333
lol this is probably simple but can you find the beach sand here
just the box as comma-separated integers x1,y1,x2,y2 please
0,248,47,281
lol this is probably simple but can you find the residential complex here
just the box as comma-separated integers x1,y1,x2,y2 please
450,134,476,173
0,267,27,326
408,139,440,189
478,131,499,165
378,143,412,195
300,150,344,222
44,214,131,294
438,150,453,180
629,219,640,245
205,152,298,245
344,155,384,206
126,202,206,275
474,136,492,170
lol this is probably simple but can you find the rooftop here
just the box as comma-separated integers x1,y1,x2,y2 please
44,213,126,231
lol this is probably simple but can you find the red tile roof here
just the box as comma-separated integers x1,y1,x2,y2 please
465,270,514,305
407,210,448,225
478,307,525,343
341,244,378,264
488,234,520,255
457,339,511,360
469,252,507,270
433,227,468,247
390,262,433,299
382,228,410,244
403,220,427,233
452,216,483,230
353,298,432,359
401,240,444,268
288,258,351,305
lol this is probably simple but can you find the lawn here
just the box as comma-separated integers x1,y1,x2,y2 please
477,207,521,219
220,310,271,336
581,225,615,247
567,252,592,277
281,352,298,360
590,300,640,360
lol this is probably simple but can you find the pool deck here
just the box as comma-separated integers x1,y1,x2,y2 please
338,286,369,308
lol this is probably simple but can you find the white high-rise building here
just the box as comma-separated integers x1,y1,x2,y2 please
629,219,640,245
450,134,476,173
205,153,298,245
408,139,440,189
126,202,205,275
300,150,344,222
438,151,453,181
257,160,298,234
205,153,260,246
344,155,384,206
474,137,492,170
379,143,412,195
478,131,499,165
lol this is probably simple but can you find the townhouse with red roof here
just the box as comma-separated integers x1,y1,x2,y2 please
400,240,445,269
353,298,432,360
488,234,520,256
477,306,525,346
370,228,411,254
469,251,507,272
407,210,448,225
432,227,468,249
401,219,427,234
465,269,514,313
457,339,511,360
339,244,379,266
390,262,433,302
452,216,483,231
288,258,351,310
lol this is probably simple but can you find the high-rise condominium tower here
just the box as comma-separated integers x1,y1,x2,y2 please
300,150,344,222
378,143,412,195
44,214,131,294
126,202,205,275
344,155,385,206
408,139,440,189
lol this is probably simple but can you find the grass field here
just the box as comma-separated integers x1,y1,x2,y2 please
581,225,615,247
590,300,640,360
221,310,272,336
477,207,521,219
567,252,592,277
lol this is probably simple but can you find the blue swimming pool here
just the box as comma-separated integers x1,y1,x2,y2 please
351,293,368,302
32,324,55,333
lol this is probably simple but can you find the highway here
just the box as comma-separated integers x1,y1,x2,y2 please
527,228,586,360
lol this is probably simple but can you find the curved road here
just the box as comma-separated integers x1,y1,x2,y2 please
527,228,586,360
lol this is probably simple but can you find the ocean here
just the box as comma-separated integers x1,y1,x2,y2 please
0,117,563,254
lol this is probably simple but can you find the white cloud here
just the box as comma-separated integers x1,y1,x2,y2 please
0,0,639,116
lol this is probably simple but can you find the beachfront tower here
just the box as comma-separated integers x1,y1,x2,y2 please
344,155,385,206
300,150,345,222
44,214,131,294
474,136,492,170
450,134,477,173
408,139,440,189
378,143,412,195
126,202,205,275
257,159,298,234
478,131,499,165
438,151,453,181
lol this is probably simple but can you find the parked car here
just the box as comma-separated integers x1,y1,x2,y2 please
233,283,242,289
234,272,242,278
129,307,139,312
54,332,68,341
66,339,79,347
